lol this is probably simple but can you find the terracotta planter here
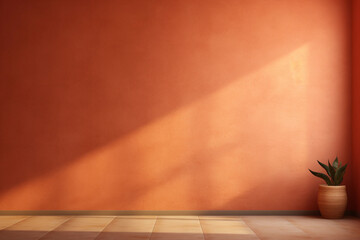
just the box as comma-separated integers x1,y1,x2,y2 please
317,185,347,219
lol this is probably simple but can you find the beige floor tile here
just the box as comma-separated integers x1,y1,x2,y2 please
116,215,156,219
286,216,360,240
151,217,204,240
96,216,156,240
200,216,259,240
157,216,199,220
0,216,69,240
0,216,28,230
335,217,360,234
0,214,358,240
199,216,244,221
40,216,114,240
242,216,311,240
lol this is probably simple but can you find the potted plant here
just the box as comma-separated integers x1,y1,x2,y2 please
309,157,348,219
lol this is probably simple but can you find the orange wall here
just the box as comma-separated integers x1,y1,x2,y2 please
352,0,360,214
0,0,352,210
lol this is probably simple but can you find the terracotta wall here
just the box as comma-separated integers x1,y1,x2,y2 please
0,0,352,210
352,0,360,214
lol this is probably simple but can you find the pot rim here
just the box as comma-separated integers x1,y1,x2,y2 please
319,184,346,188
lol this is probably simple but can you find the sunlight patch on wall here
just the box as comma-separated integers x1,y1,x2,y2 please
0,44,311,210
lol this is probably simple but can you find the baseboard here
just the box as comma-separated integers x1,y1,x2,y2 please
0,210,321,216
356,211,360,217
345,210,357,216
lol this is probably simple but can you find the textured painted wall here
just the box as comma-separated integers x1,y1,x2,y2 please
352,0,360,214
0,0,352,210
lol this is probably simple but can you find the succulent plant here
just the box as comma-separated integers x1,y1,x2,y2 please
309,157,347,186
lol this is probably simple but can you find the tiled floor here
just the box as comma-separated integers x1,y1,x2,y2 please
0,215,359,240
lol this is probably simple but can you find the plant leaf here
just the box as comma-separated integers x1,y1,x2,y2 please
317,160,330,176
333,156,339,169
336,176,343,186
334,163,347,185
328,160,336,183
309,169,332,185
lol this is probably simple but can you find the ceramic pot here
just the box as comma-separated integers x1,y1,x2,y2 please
318,184,347,219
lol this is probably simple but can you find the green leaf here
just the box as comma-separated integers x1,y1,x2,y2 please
334,163,347,185
317,160,330,176
333,156,339,169
309,169,332,185
328,160,336,183
336,176,343,186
